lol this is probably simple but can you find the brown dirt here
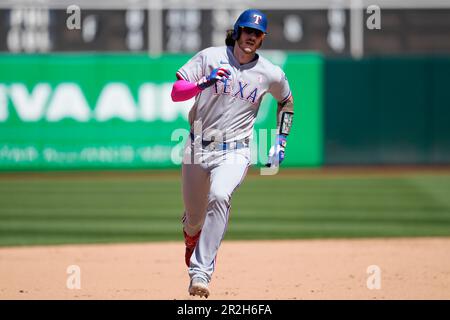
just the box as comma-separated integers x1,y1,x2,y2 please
1,238,449,300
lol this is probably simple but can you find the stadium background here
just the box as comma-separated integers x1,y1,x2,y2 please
0,0,449,250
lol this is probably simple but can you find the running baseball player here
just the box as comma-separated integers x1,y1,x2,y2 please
171,9,294,298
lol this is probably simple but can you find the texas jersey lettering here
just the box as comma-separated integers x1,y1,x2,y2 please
177,45,291,142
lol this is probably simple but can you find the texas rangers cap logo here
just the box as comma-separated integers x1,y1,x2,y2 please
253,14,262,24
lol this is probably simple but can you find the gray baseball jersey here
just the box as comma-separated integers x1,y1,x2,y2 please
177,45,291,142
178,45,292,286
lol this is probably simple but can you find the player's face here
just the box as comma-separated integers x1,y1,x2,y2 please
237,27,265,54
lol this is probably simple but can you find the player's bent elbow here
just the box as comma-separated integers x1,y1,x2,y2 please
171,84,182,102
171,80,200,102
171,89,179,102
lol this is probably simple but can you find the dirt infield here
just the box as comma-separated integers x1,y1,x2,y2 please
1,237,449,300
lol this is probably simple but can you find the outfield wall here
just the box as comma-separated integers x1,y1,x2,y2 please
325,56,450,165
0,54,449,171
0,53,322,170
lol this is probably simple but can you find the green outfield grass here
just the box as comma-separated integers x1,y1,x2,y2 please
0,170,450,246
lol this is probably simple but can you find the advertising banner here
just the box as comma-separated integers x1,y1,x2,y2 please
0,53,323,170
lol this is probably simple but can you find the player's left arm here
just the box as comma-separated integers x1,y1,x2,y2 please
266,96,294,167
276,96,294,136
266,65,294,168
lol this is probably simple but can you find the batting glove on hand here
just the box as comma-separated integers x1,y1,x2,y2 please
197,67,231,90
265,134,287,168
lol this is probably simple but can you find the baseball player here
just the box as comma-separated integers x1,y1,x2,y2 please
171,9,294,298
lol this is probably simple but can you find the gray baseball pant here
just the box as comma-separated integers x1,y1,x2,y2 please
182,141,250,283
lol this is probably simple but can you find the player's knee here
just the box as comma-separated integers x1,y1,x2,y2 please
209,189,230,204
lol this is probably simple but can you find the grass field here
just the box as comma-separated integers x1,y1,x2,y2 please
1,169,450,246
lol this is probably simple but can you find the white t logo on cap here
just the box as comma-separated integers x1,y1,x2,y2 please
253,14,262,24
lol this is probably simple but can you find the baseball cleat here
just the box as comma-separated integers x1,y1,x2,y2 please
189,278,210,298
184,229,201,267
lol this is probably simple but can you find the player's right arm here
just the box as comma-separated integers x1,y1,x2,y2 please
171,49,231,102
171,68,231,102
171,79,201,102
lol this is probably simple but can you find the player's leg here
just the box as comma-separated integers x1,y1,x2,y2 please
188,149,250,284
181,161,211,268
181,163,210,236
